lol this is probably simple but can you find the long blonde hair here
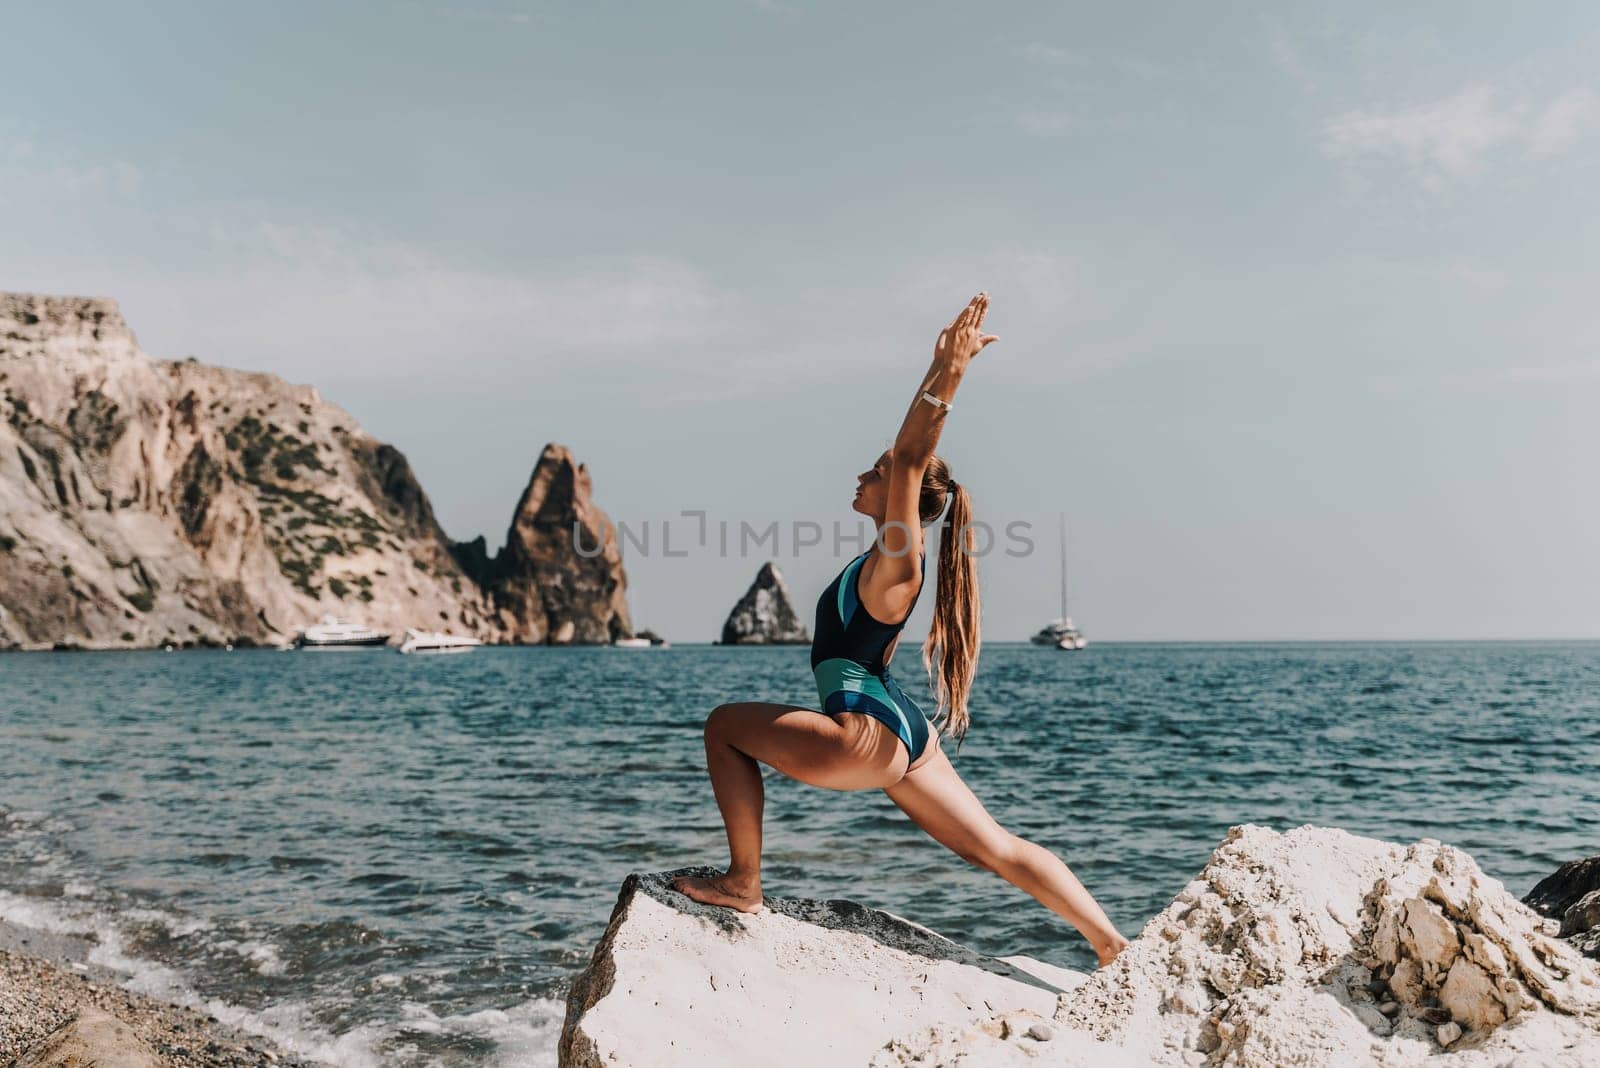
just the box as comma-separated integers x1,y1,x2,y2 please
916,455,980,746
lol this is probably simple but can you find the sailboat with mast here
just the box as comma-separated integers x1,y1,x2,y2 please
1029,513,1087,650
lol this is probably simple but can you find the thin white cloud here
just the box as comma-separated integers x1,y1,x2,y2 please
1321,82,1600,187
0,136,141,203
1322,85,1518,182
153,219,737,380
1023,43,1084,65
1265,21,1317,93
1528,87,1600,157
1014,39,1196,136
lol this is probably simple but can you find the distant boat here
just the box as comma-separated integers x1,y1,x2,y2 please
296,614,389,649
398,628,483,655
1030,513,1088,651
615,628,670,649
1030,618,1087,649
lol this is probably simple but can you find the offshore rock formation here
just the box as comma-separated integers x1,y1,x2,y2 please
448,444,631,644
1525,855,1600,960
718,561,808,644
557,867,1129,1068
0,292,629,648
566,828,1600,1067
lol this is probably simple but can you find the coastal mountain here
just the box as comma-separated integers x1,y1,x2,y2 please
0,291,629,649
718,561,809,644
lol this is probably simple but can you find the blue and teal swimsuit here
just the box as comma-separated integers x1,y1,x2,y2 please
811,548,933,763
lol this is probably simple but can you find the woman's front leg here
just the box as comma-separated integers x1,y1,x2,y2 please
672,701,907,913
672,703,769,913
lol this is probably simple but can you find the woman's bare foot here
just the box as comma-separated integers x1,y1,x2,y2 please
671,871,764,913
1096,935,1131,968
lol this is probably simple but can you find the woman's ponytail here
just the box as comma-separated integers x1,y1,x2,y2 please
921,476,980,747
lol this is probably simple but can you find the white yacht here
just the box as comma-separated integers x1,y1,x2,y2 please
1030,514,1088,651
1055,628,1088,651
1030,617,1087,649
296,615,390,649
614,628,670,649
398,628,483,655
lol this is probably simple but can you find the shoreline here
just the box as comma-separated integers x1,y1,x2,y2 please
3,637,1599,653
0,913,307,1068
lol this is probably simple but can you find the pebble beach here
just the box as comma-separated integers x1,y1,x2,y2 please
1,915,304,1067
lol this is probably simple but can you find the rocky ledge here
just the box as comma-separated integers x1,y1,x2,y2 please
560,827,1600,1067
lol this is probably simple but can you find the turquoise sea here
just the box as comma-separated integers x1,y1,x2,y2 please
1,642,1596,1064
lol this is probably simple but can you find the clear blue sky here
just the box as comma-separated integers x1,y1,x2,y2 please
4,1,1596,641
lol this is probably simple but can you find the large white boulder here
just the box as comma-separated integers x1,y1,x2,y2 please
557,867,1122,1067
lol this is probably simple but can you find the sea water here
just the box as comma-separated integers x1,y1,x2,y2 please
2,642,1597,1064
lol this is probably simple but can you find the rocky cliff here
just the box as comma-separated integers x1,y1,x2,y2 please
449,446,631,644
719,561,808,644
0,292,629,649
561,827,1600,1067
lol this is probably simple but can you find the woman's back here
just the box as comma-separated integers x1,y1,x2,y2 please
810,548,927,675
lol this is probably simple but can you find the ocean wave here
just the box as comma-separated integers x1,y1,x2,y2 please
0,888,563,1065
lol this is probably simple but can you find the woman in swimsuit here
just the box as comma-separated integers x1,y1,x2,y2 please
673,293,1130,967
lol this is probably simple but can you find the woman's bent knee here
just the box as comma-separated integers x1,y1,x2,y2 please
704,702,747,741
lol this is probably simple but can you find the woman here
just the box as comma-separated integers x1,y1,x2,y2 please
673,293,1130,967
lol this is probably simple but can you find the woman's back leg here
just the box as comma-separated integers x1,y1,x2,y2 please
883,747,1130,965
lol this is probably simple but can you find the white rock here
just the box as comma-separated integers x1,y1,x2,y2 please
1354,1002,1393,1035
1052,825,1600,1067
559,869,1120,1068
564,829,1600,1068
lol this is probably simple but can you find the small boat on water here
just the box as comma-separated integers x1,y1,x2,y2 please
614,628,670,649
1031,617,1087,649
1030,513,1088,651
296,615,390,649
398,628,483,655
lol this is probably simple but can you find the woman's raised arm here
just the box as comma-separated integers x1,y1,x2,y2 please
872,292,998,578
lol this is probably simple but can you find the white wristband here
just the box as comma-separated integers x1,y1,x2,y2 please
920,390,953,412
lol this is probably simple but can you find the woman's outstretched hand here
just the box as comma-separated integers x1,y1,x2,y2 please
934,292,999,367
